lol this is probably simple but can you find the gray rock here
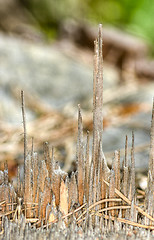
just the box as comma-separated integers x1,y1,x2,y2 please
0,33,92,123
103,122,150,171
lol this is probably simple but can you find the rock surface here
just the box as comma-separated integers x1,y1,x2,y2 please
0,33,92,123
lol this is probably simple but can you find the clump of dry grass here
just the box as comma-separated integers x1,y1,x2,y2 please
0,24,154,238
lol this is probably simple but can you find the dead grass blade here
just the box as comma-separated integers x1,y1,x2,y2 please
104,180,154,222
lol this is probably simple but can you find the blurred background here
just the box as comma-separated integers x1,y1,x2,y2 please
1,0,154,50
0,0,153,187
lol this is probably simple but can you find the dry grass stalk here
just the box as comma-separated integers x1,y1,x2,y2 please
92,25,103,178
128,132,135,202
109,170,115,217
77,104,84,206
123,135,128,197
0,24,154,236
145,99,154,226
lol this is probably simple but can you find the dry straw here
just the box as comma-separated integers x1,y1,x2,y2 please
0,24,154,234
